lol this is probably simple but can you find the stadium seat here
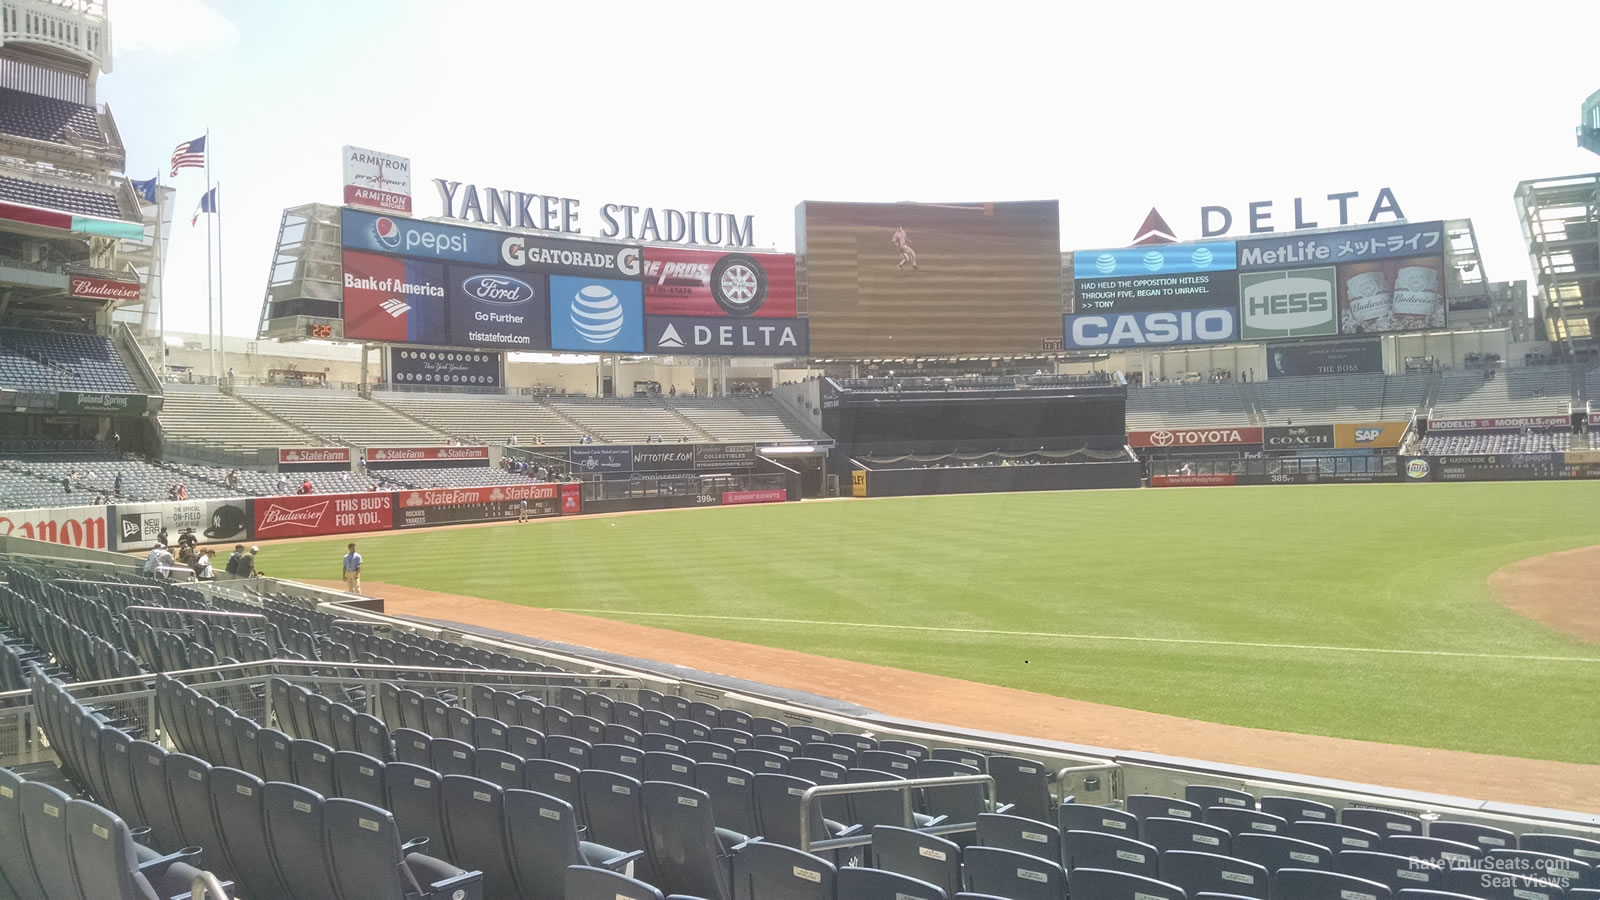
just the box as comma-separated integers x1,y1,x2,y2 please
579,770,656,883
127,740,184,852
385,762,449,849
1343,808,1423,838
324,797,479,900
1060,802,1139,838
695,762,761,838
1486,848,1594,889
65,799,215,900
976,811,1062,865
332,750,387,808
568,865,666,900
1385,835,1486,868
209,766,295,899
962,845,1066,900
1160,850,1269,899
1062,829,1160,878
871,825,961,898
1273,867,1393,900
547,733,594,769
524,758,584,824
1203,806,1287,836
21,778,82,900
1442,867,1564,900
1127,794,1203,823
1067,866,1186,900
642,781,741,900
1522,834,1600,864
1429,821,1518,853
1260,796,1336,824
257,728,296,783
428,736,476,777
440,775,521,899
1335,850,1446,892
732,841,836,900
736,748,788,776
290,738,337,798
505,789,637,900
472,747,525,790
161,753,224,867
751,773,861,855
263,781,343,899
838,866,948,900
645,751,698,786
1291,820,1382,852
918,758,987,832
1231,832,1331,873
505,724,545,760
984,756,1055,823
1142,816,1232,856
1185,785,1254,811
688,740,737,765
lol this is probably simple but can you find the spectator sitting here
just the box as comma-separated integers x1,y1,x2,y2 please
300,479,314,495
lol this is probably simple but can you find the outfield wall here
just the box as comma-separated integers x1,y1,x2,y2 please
856,460,1140,497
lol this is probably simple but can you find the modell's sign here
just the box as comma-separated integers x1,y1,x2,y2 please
400,483,557,507
1129,427,1263,448
342,145,412,213
69,276,140,301
252,492,392,538
278,448,352,464
365,446,489,462
1427,416,1569,432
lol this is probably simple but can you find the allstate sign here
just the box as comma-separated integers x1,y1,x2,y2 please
1064,308,1237,348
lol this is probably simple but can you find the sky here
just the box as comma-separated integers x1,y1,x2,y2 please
101,0,1600,338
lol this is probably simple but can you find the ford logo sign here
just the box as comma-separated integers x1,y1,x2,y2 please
463,274,534,304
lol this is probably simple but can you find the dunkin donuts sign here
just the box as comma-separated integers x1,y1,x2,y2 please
1129,427,1263,448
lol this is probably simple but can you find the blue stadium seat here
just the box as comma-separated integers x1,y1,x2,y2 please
1273,867,1392,900
695,762,761,838
976,811,1061,865
1202,806,1287,837
290,738,337,798
262,781,342,900
838,866,947,900
1442,867,1563,900
384,762,448,849
645,750,698,786
641,781,740,900
1128,794,1203,824
962,845,1066,900
324,797,479,900
65,799,215,900
1062,829,1160,878
1231,832,1332,874
1142,816,1232,857
568,865,665,900
331,750,387,808
1160,850,1268,899
1060,802,1139,839
1343,808,1423,839
1067,866,1186,900
472,747,525,790
579,770,656,884
439,774,521,900
871,825,960,898
1185,785,1254,812
505,789,637,900
210,766,294,900
983,756,1056,824
1291,820,1382,853
1335,850,1446,893
732,841,836,900
1260,795,1337,825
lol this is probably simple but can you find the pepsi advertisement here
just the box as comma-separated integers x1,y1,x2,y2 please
342,251,448,344
445,266,550,350
341,208,499,266
549,275,644,352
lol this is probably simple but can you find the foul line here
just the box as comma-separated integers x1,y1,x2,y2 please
547,608,1600,664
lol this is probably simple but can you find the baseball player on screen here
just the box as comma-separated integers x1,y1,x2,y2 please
892,225,919,270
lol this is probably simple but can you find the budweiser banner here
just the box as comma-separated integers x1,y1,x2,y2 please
395,483,558,529
721,489,787,505
1427,416,1570,432
0,504,109,549
278,448,351,465
69,275,141,301
1129,427,1263,448
365,446,490,463
252,492,392,539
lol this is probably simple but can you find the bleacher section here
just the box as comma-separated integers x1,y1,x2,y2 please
0,327,137,393
378,393,589,445
7,559,1598,900
0,86,106,145
1254,373,1428,426
235,389,448,446
1126,383,1252,429
1431,368,1574,420
1421,432,1574,454
550,398,704,444
668,397,818,443
158,387,325,454
0,173,121,219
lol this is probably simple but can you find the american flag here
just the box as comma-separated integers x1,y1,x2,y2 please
170,135,206,177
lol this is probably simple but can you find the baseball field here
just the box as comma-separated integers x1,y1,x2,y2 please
262,482,1600,767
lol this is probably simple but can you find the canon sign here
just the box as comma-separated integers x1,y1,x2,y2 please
1130,427,1263,448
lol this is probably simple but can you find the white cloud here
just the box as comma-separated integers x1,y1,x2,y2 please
113,0,238,56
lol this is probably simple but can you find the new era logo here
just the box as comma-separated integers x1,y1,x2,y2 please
380,298,411,317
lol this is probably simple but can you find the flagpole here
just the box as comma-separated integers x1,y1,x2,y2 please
203,128,215,380
216,179,225,380
153,174,165,374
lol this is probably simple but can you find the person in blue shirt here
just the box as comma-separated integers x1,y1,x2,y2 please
342,543,362,594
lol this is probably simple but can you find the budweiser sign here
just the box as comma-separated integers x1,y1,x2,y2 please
401,483,557,507
1428,416,1570,432
366,446,489,462
251,492,393,537
69,276,141,301
1129,427,1263,448
279,448,352,464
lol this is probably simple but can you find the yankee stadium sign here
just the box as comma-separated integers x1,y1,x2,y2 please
434,179,755,248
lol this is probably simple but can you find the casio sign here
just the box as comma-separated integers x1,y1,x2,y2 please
1065,308,1236,349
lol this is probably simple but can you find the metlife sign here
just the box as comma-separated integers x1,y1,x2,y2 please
646,316,809,356
1236,221,1445,270
1063,308,1237,349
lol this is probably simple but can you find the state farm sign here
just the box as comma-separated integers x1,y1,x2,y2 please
0,506,108,549
400,483,556,507
1129,427,1263,448
69,276,141,301
365,446,489,462
279,448,352,464
252,492,392,538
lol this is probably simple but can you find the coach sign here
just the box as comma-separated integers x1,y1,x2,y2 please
1129,427,1263,448
1263,425,1335,449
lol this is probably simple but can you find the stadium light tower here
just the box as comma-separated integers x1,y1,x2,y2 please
1581,89,1600,156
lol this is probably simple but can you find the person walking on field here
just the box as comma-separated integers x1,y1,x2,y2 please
342,542,362,594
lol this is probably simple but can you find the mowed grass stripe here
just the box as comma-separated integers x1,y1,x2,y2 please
265,483,1600,763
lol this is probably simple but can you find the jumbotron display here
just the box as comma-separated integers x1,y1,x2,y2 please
798,200,1064,356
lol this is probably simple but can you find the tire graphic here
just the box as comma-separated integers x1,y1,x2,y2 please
710,254,768,316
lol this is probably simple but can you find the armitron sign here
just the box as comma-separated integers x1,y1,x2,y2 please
1129,428,1263,448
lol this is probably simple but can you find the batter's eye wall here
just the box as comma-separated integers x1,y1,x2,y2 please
797,200,1064,356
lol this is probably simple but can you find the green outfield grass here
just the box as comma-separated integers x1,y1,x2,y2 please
263,483,1600,764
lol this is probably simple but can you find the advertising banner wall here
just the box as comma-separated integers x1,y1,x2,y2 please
57,392,148,415
251,492,393,539
387,348,502,389
342,146,412,214
1063,308,1238,349
643,248,797,318
694,443,758,470
0,505,108,548
631,447,696,471
1334,421,1408,449
1427,416,1570,432
394,484,560,529
1236,220,1446,269
851,470,867,497
560,483,582,515
569,446,634,473
110,499,249,552
69,276,141,302
548,275,644,352
1072,241,1239,313
365,446,489,463
1129,427,1263,448
1266,340,1383,377
721,489,787,505
1151,474,1236,487
1263,425,1336,449
1427,453,1592,482
645,315,809,356
1590,412,1600,427
342,250,448,344
279,448,351,465
444,266,550,350
341,208,498,266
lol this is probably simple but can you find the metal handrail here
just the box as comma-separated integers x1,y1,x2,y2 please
1055,762,1122,803
798,774,995,853
125,606,268,621
190,870,231,900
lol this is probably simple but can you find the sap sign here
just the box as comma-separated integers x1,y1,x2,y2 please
1064,308,1237,349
